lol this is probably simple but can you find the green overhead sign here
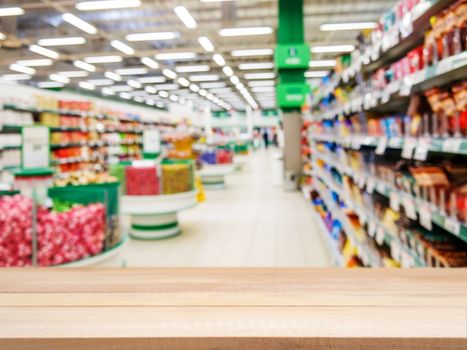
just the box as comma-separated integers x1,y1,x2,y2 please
275,44,310,69
277,83,309,108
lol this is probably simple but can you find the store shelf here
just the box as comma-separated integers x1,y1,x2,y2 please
310,209,344,267
0,125,24,133
51,139,142,149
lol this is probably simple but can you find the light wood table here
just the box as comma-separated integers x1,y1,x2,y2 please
0,268,466,349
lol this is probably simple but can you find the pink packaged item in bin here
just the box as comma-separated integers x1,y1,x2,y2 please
216,150,233,164
125,166,159,195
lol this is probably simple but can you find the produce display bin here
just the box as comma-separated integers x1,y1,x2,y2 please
198,163,235,190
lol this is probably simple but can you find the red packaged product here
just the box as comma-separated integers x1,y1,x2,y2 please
216,150,233,164
125,166,159,195
407,46,424,73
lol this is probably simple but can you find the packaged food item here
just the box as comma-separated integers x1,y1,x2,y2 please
162,163,193,194
125,166,159,195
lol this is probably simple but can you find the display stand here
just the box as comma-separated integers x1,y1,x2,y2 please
233,155,249,172
121,190,197,240
198,164,235,189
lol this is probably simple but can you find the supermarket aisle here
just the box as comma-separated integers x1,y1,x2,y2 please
123,150,330,267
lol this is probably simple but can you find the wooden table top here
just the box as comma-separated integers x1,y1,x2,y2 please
0,268,466,350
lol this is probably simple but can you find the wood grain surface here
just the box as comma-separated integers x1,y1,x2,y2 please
0,268,466,350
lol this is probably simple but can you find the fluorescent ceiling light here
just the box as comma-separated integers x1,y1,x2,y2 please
154,84,179,90
9,64,35,75
110,40,134,55
199,89,208,97
155,52,196,60
213,54,225,66
38,37,86,46
105,71,122,81
49,74,70,84
222,66,234,77
87,79,114,86
126,32,178,41
238,62,274,70
76,0,142,11
111,85,133,92
115,67,148,75
138,76,166,84
0,74,31,81
305,71,329,78
159,91,169,98
102,87,115,95
38,81,64,88
62,13,98,34
134,96,145,103
177,77,190,87
79,81,95,90
169,95,179,102
235,83,244,90
219,27,273,36
58,71,89,78
156,101,165,108
16,59,53,67
29,45,60,59
146,99,155,106
0,7,24,17
141,57,159,69
189,74,219,82
320,22,377,31
309,59,336,67
84,55,122,63
145,86,157,94
244,72,275,80
175,65,209,73
311,44,355,53
162,69,177,79
120,92,132,99
200,82,226,89
230,76,239,85
209,88,232,94
248,80,275,87
189,84,200,92
73,60,96,72
174,6,197,29
230,49,274,57
198,36,214,52
251,86,275,93
127,79,142,89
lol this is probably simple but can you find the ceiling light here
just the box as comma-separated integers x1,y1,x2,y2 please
309,59,336,67
305,71,329,78
138,76,166,84
29,45,60,59
189,84,200,92
174,6,197,29
209,88,232,94
145,86,157,94
105,71,122,81
134,96,145,103
76,0,142,11
87,79,114,86
189,74,219,82
198,36,214,52
154,84,179,90
120,92,132,99
38,37,86,46
84,55,122,64
127,79,142,89
169,95,179,102
155,52,196,60
231,48,274,57
49,74,70,84
156,101,165,108
101,87,115,95
16,59,53,67
58,71,88,78
159,91,169,98
244,72,275,80
162,69,177,79
235,83,244,90
79,81,95,90
38,81,64,88
9,64,35,75
146,99,155,106
177,77,190,87
213,54,225,66
251,86,275,93
62,13,98,34
126,32,178,41
141,57,159,69
200,82,226,89
0,7,24,17
115,67,148,75
0,74,31,81
110,40,134,55
222,66,234,77
238,62,274,70
73,60,96,72
310,44,355,53
248,80,275,87
111,85,133,92
199,89,208,97
175,65,209,73
219,27,273,36
230,76,239,85
320,22,377,31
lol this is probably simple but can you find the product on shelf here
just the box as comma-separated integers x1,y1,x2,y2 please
125,166,159,196
161,161,194,194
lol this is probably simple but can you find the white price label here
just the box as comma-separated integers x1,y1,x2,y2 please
366,177,376,194
143,129,161,154
399,76,413,96
390,192,400,211
376,227,385,245
390,240,402,262
358,209,367,224
375,137,387,155
402,194,417,220
442,139,462,153
368,220,376,237
445,217,461,236
358,173,366,189
419,202,432,230
402,138,417,159
414,139,430,161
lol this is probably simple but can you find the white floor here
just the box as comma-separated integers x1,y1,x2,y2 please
123,150,330,267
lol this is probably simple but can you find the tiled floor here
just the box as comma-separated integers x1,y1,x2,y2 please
123,150,330,267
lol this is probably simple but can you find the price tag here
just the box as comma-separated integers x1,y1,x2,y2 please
414,138,430,161
419,202,432,230
442,139,462,154
402,194,417,220
368,220,376,237
143,129,161,154
391,240,402,262
358,208,367,224
376,227,385,245
390,192,400,211
366,176,376,194
375,137,387,155
361,249,369,266
402,138,417,159
400,251,412,268
445,217,461,236
358,173,366,189
381,89,391,104
399,76,413,96
22,126,50,169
